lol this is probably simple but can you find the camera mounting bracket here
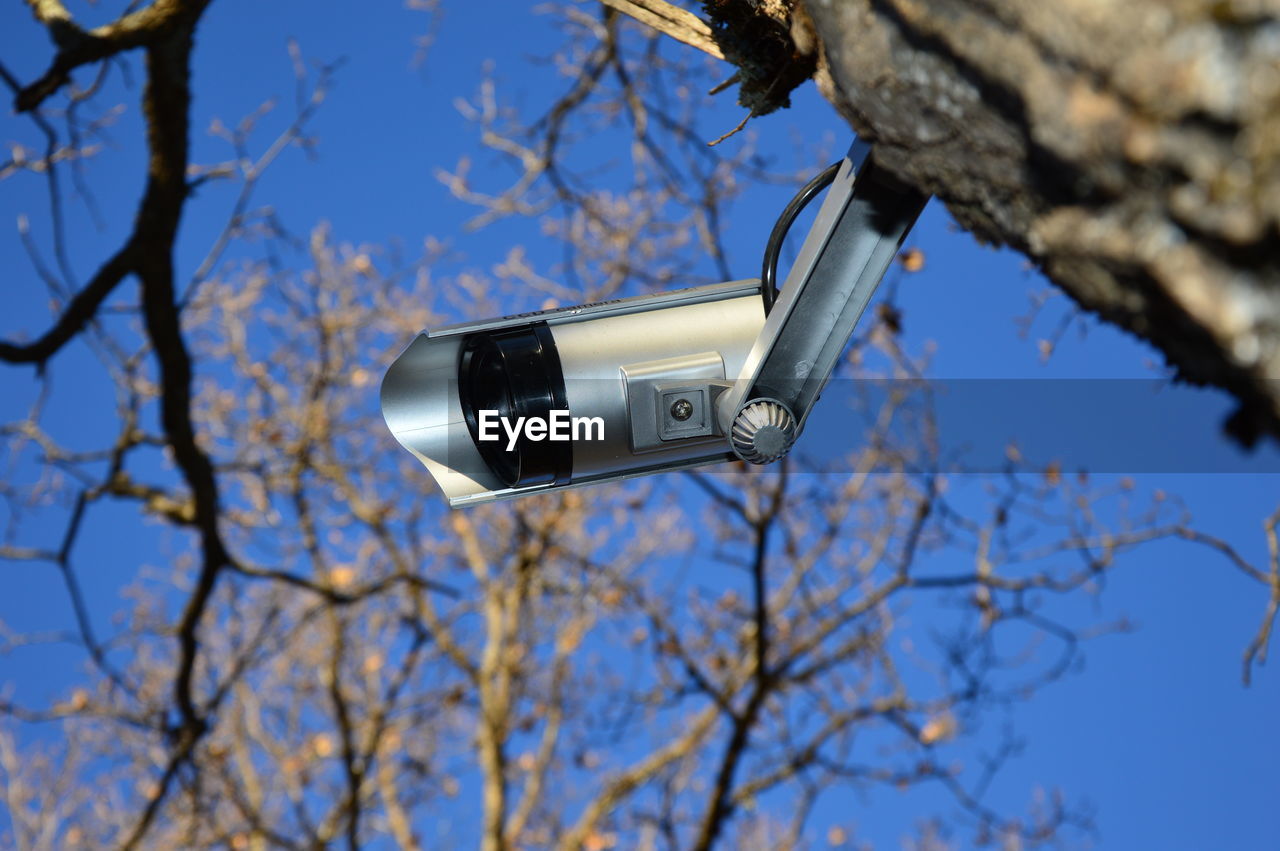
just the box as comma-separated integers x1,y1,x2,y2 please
716,140,928,463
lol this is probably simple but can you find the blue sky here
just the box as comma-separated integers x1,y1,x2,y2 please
2,1,1278,848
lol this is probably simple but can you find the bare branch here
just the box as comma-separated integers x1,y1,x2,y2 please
598,0,724,60
0,243,136,367
17,0,212,112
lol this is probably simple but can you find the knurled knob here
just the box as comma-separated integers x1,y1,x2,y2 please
730,399,797,464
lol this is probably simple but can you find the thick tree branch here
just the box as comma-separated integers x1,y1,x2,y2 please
110,4,223,847
615,0,1280,442
17,0,207,112
798,0,1280,442
133,5,224,729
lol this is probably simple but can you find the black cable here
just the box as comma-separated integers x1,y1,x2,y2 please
760,161,842,315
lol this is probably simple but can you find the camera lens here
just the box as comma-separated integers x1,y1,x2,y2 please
458,323,571,488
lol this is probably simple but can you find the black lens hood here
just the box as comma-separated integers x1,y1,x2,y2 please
458,323,571,488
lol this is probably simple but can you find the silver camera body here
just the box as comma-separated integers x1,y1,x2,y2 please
382,141,926,507
381,281,765,507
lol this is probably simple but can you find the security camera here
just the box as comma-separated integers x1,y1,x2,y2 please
381,279,765,506
382,141,927,507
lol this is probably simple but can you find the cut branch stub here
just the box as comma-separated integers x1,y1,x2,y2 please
702,0,817,116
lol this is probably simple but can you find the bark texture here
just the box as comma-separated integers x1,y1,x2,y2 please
791,0,1280,443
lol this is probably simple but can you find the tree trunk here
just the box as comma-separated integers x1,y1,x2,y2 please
728,0,1280,443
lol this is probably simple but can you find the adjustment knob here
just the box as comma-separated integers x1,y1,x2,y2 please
730,399,797,464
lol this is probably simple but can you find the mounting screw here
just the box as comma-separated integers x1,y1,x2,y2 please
670,398,694,421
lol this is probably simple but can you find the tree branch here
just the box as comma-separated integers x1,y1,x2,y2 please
17,0,207,112
598,0,724,60
0,243,136,366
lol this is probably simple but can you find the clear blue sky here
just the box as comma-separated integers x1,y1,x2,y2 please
1,1,1277,848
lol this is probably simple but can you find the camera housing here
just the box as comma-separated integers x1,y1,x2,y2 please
381,280,765,507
